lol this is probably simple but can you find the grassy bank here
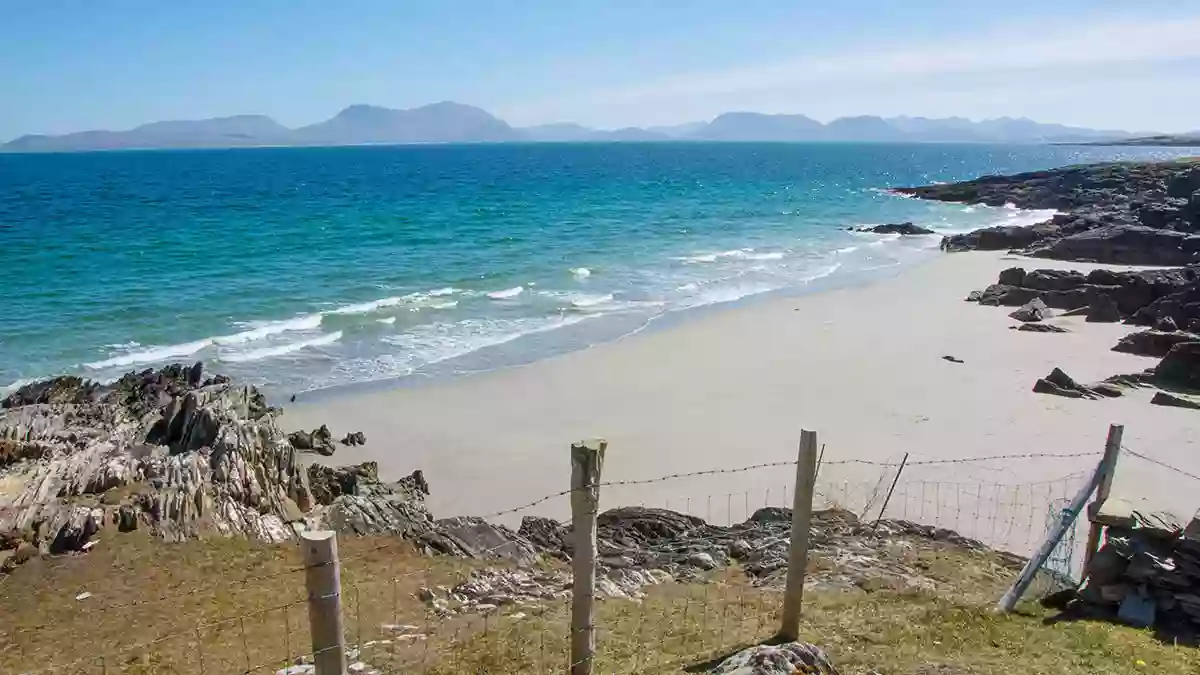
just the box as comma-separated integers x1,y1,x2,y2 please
1,530,1197,675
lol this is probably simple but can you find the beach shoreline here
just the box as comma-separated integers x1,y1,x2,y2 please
283,250,1200,529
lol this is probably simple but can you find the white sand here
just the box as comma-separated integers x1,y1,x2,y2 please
285,252,1199,550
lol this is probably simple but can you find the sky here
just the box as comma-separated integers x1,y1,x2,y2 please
2,1,1199,139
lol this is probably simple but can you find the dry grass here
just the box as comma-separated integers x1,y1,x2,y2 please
2,533,1198,675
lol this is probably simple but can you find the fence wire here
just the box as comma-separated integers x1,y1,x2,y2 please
0,447,1125,675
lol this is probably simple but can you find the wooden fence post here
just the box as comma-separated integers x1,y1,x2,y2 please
1083,424,1124,574
778,429,820,642
302,530,347,675
995,455,1108,613
570,439,606,675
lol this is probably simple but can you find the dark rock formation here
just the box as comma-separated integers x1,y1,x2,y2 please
1009,298,1050,322
997,266,1026,287
858,222,935,235
977,284,1041,307
1150,391,1200,410
1014,323,1068,333
1087,295,1122,323
340,431,367,446
898,160,1200,264
1112,330,1198,358
1032,368,1104,399
288,424,337,456
1155,342,1200,389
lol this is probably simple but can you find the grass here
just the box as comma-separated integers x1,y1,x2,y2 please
2,532,1198,675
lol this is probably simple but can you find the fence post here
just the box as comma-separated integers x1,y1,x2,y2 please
570,439,607,675
995,455,1107,613
1083,424,1124,574
302,530,347,675
778,429,819,642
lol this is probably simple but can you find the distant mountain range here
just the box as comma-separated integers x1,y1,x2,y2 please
1,102,1171,153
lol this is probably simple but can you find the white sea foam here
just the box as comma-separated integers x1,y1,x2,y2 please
85,338,216,370
486,286,525,300
221,331,343,363
214,314,324,344
570,267,592,279
568,293,614,309
962,206,977,213
835,245,860,254
381,314,596,371
327,296,406,316
427,287,459,297
377,317,397,325
428,300,459,309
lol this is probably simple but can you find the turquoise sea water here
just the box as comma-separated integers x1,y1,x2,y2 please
2,143,1195,400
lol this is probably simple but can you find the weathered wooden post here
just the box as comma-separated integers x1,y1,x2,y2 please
1083,424,1124,573
778,429,819,642
996,456,1109,612
570,439,606,675
302,530,347,675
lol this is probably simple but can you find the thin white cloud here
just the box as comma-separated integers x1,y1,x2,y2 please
499,14,1200,128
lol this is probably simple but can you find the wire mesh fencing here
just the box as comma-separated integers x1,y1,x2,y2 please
2,439,1138,675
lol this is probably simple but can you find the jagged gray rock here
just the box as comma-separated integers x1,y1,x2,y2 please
1155,342,1200,389
1009,298,1050,322
714,642,840,675
0,365,432,559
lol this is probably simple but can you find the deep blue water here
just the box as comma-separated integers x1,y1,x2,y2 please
1,142,1194,399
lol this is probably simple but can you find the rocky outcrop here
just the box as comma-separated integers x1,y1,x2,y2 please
1155,342,1200,389
898,160,1200,264
340,431,366,447
1014,323,1068,333
1150,391,1200,410
287,424,337,456
857,222,935,235
0,365,431,563
1112,330,1199,358
966,265,1200,326
1032,368,1120,400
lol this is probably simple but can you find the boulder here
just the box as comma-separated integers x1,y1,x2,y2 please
1155,342,1200,389
288,424,337,456
1033,368,1101,399
977,284,1042,307
340,431,367,446
1150,391,1200,410
1009,298,1050,322
997,267,1026,287
1023,269,1086,291
965,290,983,302
1112,330,1198,358
420,517,538,564
941,225,1044,252
1087,294,1122,323
1030,225,1200,266
713,642,839,675
1042,287,1090,310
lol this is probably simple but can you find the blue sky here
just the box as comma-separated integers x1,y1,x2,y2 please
2,1,1199,139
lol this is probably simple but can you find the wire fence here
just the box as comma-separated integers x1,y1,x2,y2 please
2,434,1196,675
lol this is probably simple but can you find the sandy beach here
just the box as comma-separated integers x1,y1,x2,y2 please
284,251,1200,547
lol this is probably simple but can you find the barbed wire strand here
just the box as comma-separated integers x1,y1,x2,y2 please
1124,445,1200,482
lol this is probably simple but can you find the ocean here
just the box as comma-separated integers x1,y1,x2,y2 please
1,142,1194,401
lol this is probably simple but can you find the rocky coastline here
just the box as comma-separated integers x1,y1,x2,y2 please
896,159,1200,265
899,159,1200,408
